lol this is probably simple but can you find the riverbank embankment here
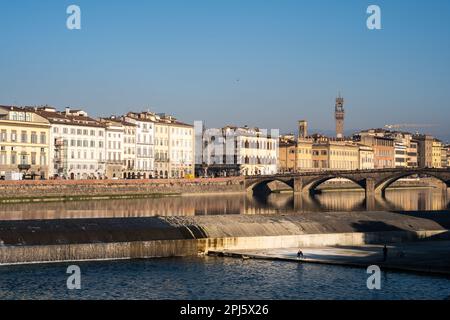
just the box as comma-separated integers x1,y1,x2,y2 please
1,211,449,266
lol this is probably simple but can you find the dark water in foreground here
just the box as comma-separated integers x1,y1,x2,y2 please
1,257,449,300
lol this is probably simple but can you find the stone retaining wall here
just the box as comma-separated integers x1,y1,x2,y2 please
0,178,245,201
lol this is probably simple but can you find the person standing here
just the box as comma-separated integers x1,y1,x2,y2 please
382,245,388,262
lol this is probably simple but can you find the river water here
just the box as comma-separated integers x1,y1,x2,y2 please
0,188,448,220
1,257,449,300
0,188,449,300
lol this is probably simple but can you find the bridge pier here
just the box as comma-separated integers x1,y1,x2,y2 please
364,178,377,197
365,195,376,211
293,177,305,194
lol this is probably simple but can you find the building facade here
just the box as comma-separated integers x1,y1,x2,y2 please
121,119,137,179
100,117,125,179
278,135,296,173
165,115,195,178
196,125,278,177
0,106,50,179
358,144,375,170
432,139,443,168
394,142,408,168
125,112,155,179
414,134,434,168
356,131,395,169
33,107,106,180
441,146,448,168
312,139,359,171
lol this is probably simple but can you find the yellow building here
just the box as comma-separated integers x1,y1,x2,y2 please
312,139,359,171
278,135,313,173
278,135,296,173
432,140,443,168
296,138,313,171
441,146,448,168
0,106,50,179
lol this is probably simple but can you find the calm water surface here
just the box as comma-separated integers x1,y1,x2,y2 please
0,188,448,220
0,188,449,300
1,257,449,300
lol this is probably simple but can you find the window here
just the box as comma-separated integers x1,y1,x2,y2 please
21,131,27,143
31,132,37,144
0,152,6,165
40,133,46,144
40,154,46,166
31,152,37,165
20,154,28,165
11,153,17,165
0,130,6,142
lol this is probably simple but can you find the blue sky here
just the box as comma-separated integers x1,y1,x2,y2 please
1,0,449,140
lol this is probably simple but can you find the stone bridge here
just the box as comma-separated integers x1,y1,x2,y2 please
245,168,450,196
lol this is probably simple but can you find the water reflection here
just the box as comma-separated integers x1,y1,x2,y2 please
0,188,448,221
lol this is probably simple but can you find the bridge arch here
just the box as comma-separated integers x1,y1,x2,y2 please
246,178,294,194
375,170,449,194
302,175,365,194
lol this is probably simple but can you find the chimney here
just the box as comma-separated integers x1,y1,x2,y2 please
65,107,70,116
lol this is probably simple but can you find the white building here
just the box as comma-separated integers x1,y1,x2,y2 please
154,114,194,179
394,142,408,168
100,117,125,179
166,116,195,178
35,107,106,180
125,112,155,179
358,144,374,170
196,124,278,177
121,118,137,178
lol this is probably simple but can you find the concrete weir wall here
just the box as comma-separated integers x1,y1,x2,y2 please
1,211,450,265
0,178,245,201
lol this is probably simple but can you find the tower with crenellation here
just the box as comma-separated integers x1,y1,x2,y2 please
335,95,345,139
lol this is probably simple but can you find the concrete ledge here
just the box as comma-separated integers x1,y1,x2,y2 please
1,230,449,265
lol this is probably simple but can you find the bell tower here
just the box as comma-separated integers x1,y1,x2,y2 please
335,94,345,139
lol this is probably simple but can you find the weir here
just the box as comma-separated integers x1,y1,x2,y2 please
1,211,450,265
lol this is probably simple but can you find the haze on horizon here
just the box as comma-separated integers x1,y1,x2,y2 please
0,0,449,141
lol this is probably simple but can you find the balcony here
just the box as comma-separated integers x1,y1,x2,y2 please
18,164,31,171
